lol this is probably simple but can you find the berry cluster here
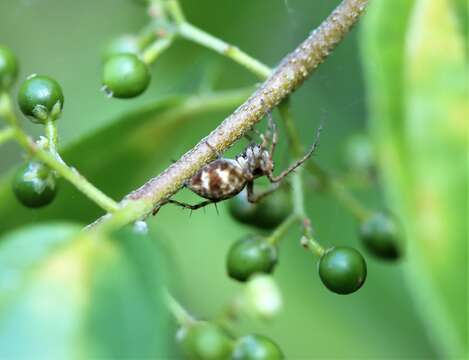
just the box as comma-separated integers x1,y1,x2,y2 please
178,322,283,360
226,189,370,295
1,45,64,208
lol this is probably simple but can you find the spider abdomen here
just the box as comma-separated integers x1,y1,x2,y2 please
187,159,246,201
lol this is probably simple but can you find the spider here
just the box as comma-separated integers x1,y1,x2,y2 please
166,113,322,211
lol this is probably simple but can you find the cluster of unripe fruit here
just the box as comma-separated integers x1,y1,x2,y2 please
178,322,283,360
0,42,152,209
0,45,63,207
226,188,401,296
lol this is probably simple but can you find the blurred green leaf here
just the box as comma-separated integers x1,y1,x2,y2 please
0,89,249,233
0,222,169,358
362,0,468,356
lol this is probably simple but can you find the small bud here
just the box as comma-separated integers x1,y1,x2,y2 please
242,274,283,320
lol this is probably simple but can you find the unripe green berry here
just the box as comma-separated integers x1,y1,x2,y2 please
232,334,284,360
102,54,150,99
18,75,64,123
0,45,19,91
360,212,402,260
178,322,233,360
103,35,140,62
12,161,58,208
228,189,292,230
226,236,278,282
318,246,367,295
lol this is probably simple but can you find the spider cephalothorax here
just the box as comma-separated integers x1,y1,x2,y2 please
168,114,321,210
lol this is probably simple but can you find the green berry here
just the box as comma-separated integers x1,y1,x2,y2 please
360,212,402,260
228,189,292,230
318,246,367,295
0,45,19,91
102,54,150,99
18,75,64,123
232,335,284,360
12,161,58,208
103,35,140,62
226,236,278,282
178,322,233,360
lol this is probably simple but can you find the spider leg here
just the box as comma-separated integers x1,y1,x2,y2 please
246,181,280,203
167,199,215,210
267,123,322,183
268,113,279,161
245,127,267,148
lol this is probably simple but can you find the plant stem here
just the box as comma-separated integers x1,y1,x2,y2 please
278,100,325,256
278,100,370,222
266,214,300,245
0,127,15,146
0,92,19,127
177,22,272,79
164,0,186,24
44,118,60,159
82,87,253,229
164,290,195,327
142,35,174,64
14,129,120,213
291,171,325,257
329,180,370,221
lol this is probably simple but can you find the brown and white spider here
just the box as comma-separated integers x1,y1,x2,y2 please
167,114,322,211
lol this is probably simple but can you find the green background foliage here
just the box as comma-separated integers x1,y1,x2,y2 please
0,0,466,358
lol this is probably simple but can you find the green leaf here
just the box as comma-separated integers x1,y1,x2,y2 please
0,89,250,233
362,0,468,356
0,222,170,358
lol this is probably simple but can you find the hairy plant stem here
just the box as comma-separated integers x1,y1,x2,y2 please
89,0,368,232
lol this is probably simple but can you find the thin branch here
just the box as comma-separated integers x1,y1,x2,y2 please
177,22,272,79
0,127,15,146
93,0,368,230
12,129,121,214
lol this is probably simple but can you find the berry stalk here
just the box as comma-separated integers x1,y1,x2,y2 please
0,126,14,146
